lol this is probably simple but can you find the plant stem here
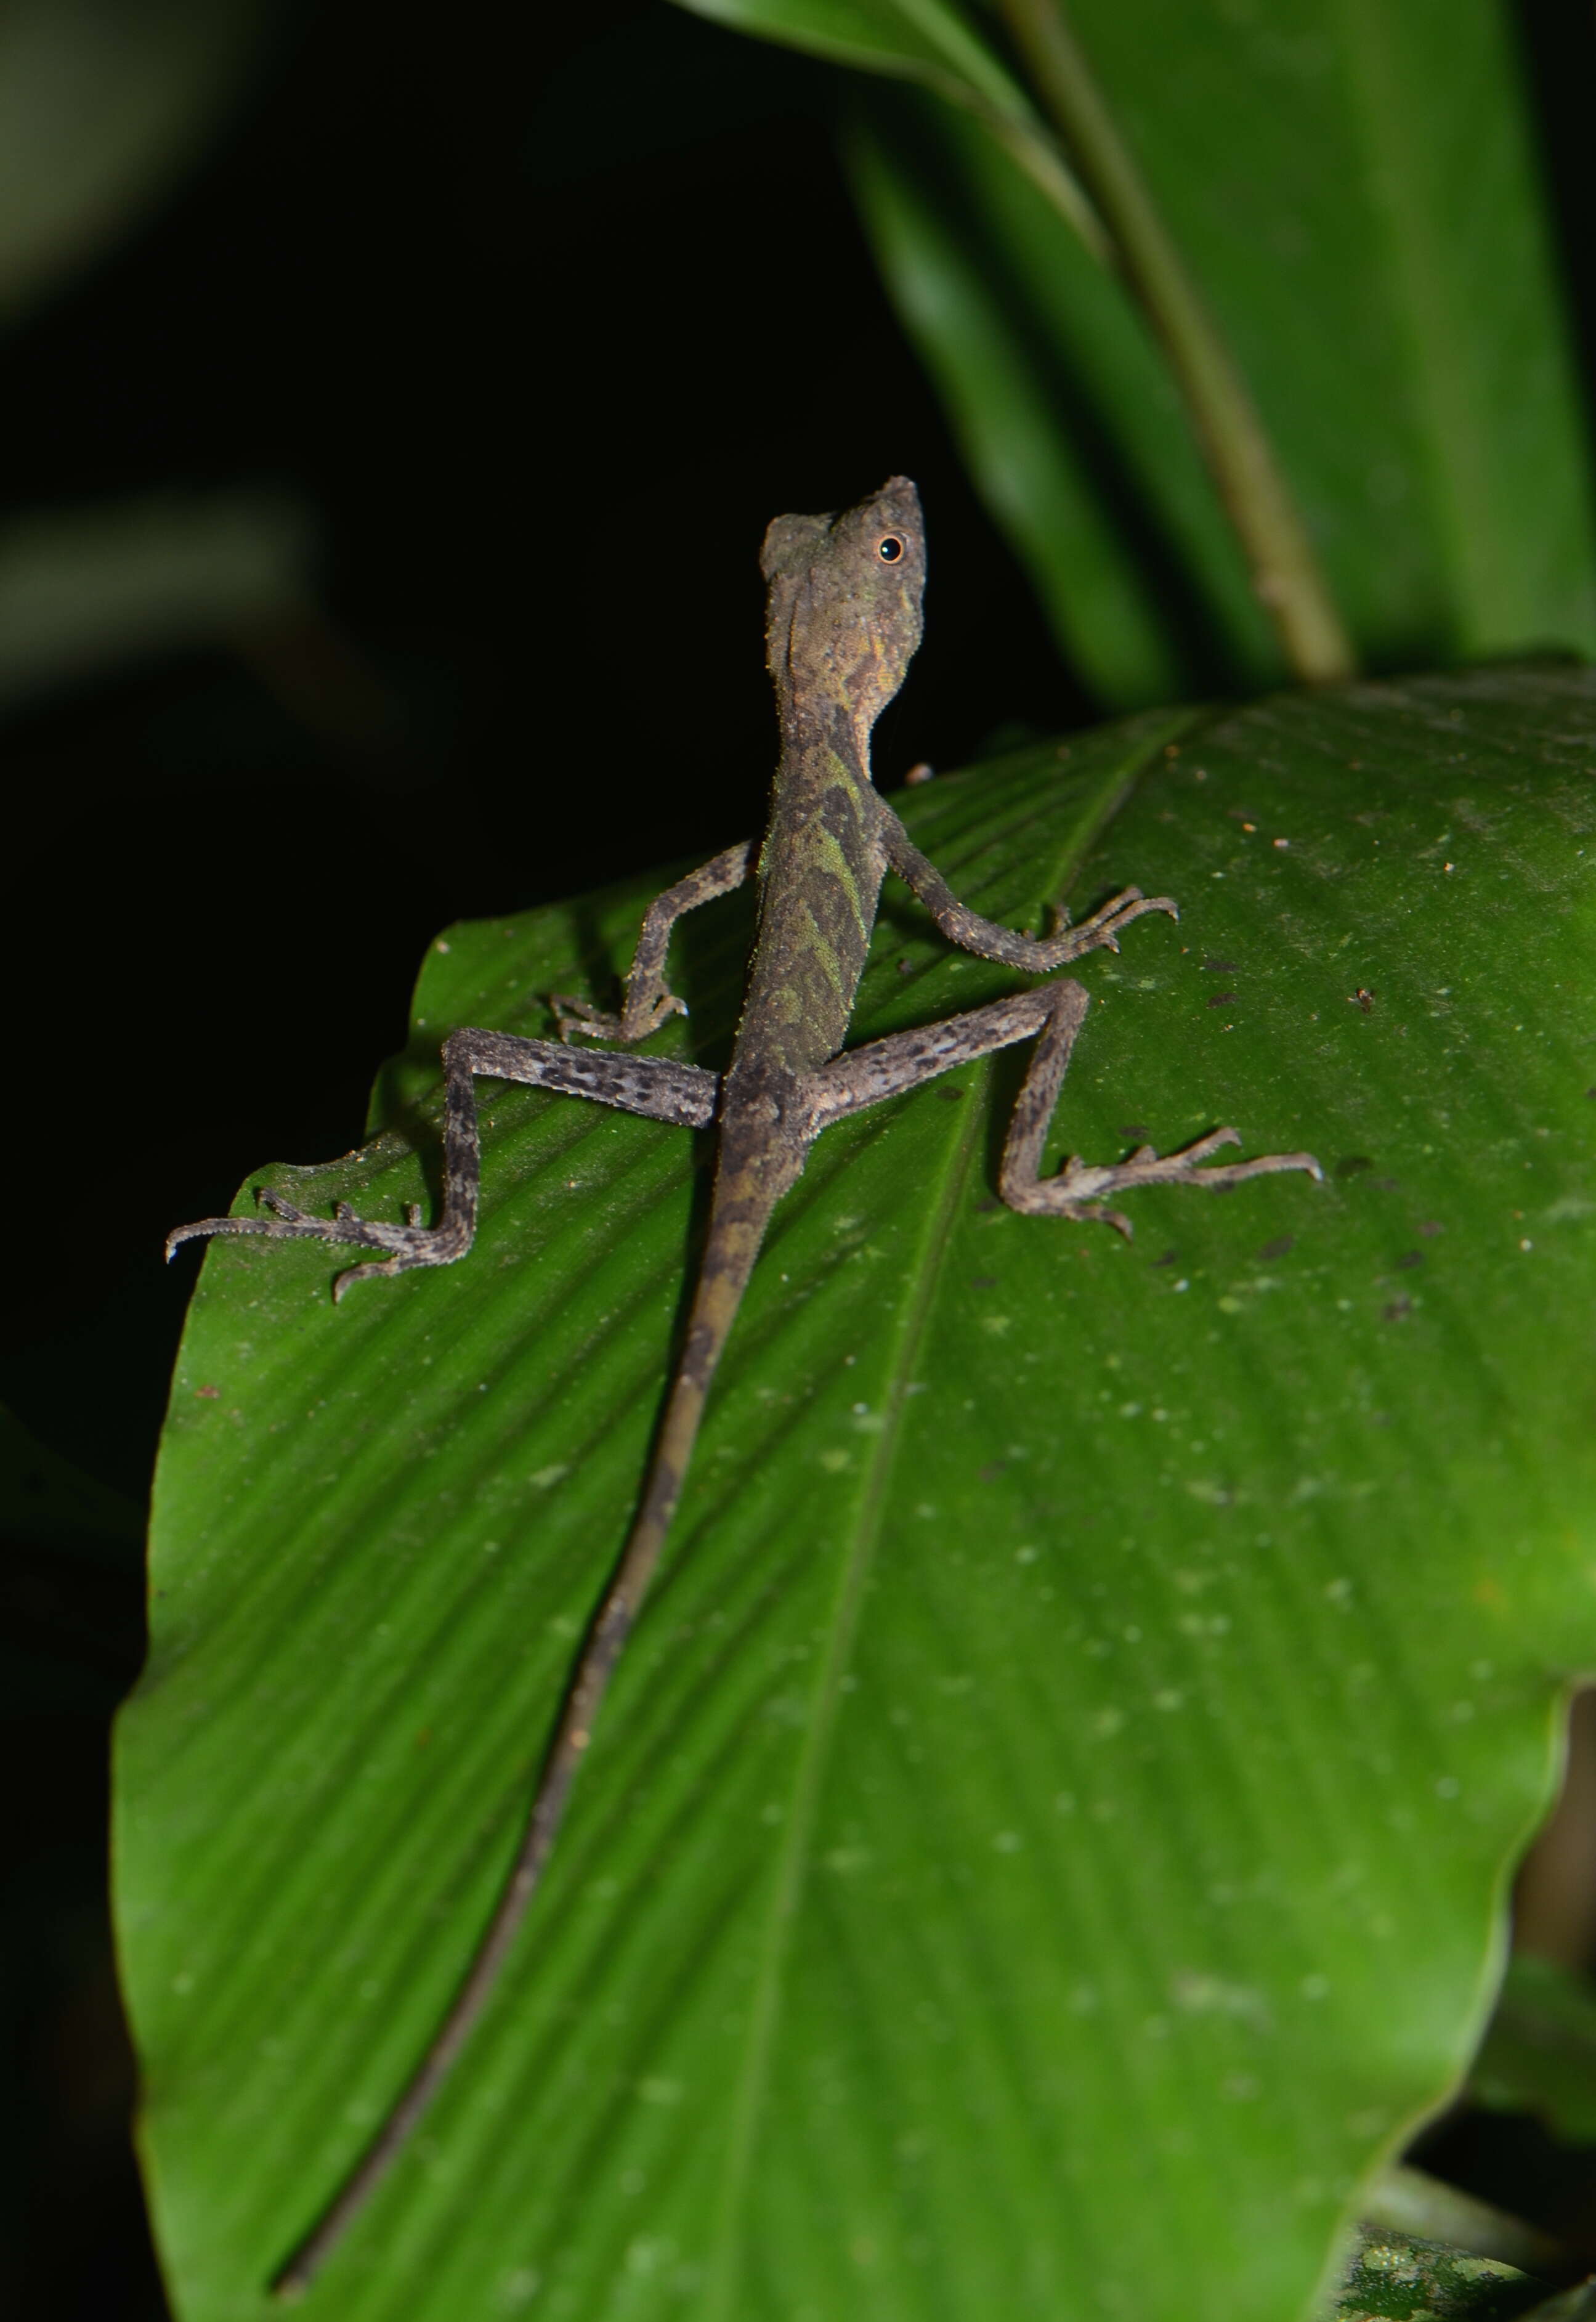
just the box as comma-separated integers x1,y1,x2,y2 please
998,0,1356,683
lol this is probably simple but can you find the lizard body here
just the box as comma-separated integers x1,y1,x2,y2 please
169,477,1319,2296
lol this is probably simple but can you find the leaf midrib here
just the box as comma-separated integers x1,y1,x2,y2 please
695,716,1182,2312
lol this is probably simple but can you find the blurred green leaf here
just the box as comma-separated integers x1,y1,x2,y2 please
681,0,1596,703
0,0,285,328
0,490,316,711
1360,2166,1566,2281
1510,2284,1596,2322
847,88,1278,706
673,0,1027,115
123,667,1596,2322
1470,1952,1596,2146
1050,0,1596,666
671,0,1105,253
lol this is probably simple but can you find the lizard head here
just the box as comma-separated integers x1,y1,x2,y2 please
761,476,926,746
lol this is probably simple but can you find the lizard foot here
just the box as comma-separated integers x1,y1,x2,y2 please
550,994,623,1042
166,1190,466,1300
1008,1128,1323,1235
549,990,689,1045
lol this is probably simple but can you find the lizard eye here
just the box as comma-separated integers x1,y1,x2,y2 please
877,535,905,562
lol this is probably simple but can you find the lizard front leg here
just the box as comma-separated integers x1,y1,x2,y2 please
168,1031,719,1299
807,977,1319,1236
875,798,1178,972
553,839,755,1043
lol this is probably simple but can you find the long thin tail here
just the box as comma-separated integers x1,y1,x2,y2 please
272,1189,772,2300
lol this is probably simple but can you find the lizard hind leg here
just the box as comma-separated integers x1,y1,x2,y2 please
804,975,1320,1236
994,980,1321,1232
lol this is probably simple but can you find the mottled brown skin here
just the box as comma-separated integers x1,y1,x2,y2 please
169,478,1320,2297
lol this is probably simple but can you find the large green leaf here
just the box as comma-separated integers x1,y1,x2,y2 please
121,666,1596,2322
679,0,1596,701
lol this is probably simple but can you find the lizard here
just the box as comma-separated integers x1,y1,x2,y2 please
167,475,1321,2297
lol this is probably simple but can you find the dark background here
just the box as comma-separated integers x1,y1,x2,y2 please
4,2,1595,2313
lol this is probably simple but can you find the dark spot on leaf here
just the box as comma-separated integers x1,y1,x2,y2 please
1372,1177,1400,1191
1258,1236,1294,1260
938,1086,965,1102
1203,959,1238,972
1152,1248,1180,1268
1396,1251,1424,1270
970,1275,997,1289
196,1384,220,1399
1119,1124,1151,1140
1335,1156,1374,1179
1417,1219,1444,1237
896,956,915,975
974,1197,1000,1214
1382,1296,1412,1322
978,1462,1007,1483
1207,994,1236,1007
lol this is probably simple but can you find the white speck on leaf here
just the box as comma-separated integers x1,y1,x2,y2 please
496,2267,541,2309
